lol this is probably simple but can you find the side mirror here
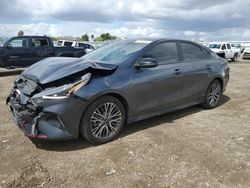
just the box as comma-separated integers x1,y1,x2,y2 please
6,43,12,49
135,58,158,68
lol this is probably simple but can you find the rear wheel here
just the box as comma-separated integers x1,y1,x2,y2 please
202,80,222,109
80,96,126,144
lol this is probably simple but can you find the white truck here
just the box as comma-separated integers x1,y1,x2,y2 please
56,40,95,53
208,42,240,61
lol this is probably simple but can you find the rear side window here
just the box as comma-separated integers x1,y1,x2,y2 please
64,41,73,47
181,42,211,61
226,44,231,49
32,38,49,47
9,38,28,47
57,41,63,46
142,42,178,64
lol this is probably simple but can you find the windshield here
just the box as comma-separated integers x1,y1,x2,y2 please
208,44,221,49
82,40,149,64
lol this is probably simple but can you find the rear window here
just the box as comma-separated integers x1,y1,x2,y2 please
32,38,49,47
181,42,211,61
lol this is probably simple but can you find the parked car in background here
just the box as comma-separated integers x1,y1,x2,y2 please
57,40,95,53
7,38,230,144
231,43,244,53
208,42,240,61
242,47,250,59
0,36,86,69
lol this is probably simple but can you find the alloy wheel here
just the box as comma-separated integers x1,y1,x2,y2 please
90,102,122,139
207,82,221,106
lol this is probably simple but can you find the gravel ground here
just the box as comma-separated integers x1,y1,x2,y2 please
0,59,250,188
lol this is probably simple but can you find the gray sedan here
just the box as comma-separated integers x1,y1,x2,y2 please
7,38,230,144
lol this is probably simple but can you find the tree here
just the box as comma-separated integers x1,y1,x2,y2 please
99,33,118,41
18,31,24,36
94,36,104,42
91,34,94,40
100,33,110,41
50,36,58,41
81,33,89,41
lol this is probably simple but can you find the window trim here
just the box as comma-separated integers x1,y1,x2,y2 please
179,41,213,62
226,44,231,50
8,37,29,48
136,40,180,66
31,37,50,48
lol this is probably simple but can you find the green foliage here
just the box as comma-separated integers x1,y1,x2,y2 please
91,34,94,40
94,36,104,42
81,33,89,41
100,33,117,40
94,33,118,42
50,36,58,41
18,31,24,36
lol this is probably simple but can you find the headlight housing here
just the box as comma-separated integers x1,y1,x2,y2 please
30,73,91,105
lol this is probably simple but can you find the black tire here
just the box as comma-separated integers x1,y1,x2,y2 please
202,79,222,109
80,95,126,144
231,53,238,62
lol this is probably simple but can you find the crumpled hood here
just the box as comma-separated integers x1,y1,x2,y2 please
22,57,117,84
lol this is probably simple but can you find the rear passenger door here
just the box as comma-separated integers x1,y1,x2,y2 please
180,42,213,104
31,37,54,65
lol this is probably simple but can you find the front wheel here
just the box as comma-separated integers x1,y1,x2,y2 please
80,96,126,144
202,80,222,109
231,53,238,62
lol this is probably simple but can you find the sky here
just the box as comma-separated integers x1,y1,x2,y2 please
0,0,250,41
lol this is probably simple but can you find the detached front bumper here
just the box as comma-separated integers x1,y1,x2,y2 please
7,89,88,140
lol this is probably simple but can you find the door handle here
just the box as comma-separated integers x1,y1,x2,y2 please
174,69,182,75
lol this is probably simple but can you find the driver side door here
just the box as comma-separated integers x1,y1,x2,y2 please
129,41,184,120
5,37,31,67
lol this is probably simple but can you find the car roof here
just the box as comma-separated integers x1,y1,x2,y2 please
125,38,202,44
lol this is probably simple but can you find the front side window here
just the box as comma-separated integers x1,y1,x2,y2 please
9,38,28,47
181,42,211,61
32,38,49,47
226,44,231,50
221,44,226,50
142,42,178,64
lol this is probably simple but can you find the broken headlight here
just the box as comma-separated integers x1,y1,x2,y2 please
30,73,91,105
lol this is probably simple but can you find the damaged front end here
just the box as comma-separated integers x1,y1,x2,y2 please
6,59,117,140
6,74,91,140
